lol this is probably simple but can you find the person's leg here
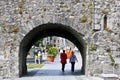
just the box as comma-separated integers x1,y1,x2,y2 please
71,62,73,72
38,58,40,64
62,64,63,71
35,58,36,64
40,56,42,63
62,64,65,72
36,59,38,64
71,62,75,72
72,62,75,72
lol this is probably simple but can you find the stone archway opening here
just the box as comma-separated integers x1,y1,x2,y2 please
19,23,86,77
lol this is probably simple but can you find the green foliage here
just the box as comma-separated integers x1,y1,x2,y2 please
90,44,97,51
46,44,53,50
33,39,43,47
80,15,87,23
48,47,58,56
109,54,115,64
108,54,119,68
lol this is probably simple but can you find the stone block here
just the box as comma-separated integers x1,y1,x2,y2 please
99,74,119,80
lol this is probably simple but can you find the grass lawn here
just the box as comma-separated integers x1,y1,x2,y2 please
27,64,44,69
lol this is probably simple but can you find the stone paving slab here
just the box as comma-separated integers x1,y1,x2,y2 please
99,73,119,80
13,76,104,80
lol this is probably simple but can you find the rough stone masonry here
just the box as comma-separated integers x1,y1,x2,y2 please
0,0,120,79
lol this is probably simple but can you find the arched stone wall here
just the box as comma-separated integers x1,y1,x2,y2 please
19,23,86,76
0,0,120,78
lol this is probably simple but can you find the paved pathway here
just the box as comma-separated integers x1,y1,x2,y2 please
13,52,104,80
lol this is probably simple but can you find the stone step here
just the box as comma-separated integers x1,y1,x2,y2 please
99,74,119,80
85,77,104,80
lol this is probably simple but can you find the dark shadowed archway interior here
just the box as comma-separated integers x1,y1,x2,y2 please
19,23,86,77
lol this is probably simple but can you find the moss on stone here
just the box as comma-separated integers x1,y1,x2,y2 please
18,2,23,8
1,23,7,33
102,10,108,14
90,44,97,51
87,1,92,8
19,8,23,14
89,7,93,14
88,20,92,25
80,15,87,23
13,35,17,41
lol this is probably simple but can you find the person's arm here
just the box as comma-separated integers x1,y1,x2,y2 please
75,56,78,62
60,53,62,59
65,54,67,59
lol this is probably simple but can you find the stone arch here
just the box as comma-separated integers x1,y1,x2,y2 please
19,23,86,77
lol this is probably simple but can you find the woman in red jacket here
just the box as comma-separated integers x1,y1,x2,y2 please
60,50,67,72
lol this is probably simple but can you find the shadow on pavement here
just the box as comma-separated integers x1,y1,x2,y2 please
24,69,82,77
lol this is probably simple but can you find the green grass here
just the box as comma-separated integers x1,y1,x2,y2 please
27,64,44,69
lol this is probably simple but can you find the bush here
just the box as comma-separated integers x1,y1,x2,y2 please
48,47,58,56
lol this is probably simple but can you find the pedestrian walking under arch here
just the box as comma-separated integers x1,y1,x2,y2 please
19,23,86,77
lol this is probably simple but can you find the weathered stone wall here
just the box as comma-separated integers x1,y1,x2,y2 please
88,0,120,76
0,0,120,78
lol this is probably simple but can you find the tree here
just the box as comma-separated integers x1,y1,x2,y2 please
33,39,44,47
